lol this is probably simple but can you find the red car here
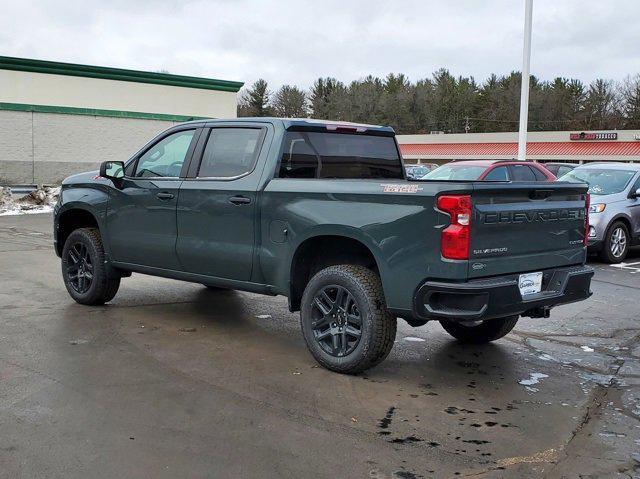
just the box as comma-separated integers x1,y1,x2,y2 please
421,160,556,181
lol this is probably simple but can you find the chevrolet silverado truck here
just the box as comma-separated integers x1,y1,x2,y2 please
54,118,594,374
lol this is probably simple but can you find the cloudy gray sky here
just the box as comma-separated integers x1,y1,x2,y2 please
2,0,639,89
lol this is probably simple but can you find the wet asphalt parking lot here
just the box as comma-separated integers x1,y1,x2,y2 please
1,213,640,478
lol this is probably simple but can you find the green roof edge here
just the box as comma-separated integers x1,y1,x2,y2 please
0,56,244,92
0,102,210,122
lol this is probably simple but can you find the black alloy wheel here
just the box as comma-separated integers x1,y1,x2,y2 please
66,242,94,294
300,265,396,374
61,227,120,305
310,285,362,357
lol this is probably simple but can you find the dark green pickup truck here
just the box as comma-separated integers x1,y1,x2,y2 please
54,118,593,373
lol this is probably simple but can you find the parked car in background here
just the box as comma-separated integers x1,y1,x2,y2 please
421,160,556,181
542,162,577,177
405,164,436,179
558,163,640,263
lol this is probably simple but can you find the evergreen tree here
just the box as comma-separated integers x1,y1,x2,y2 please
272,85,308,118
238,79,272,117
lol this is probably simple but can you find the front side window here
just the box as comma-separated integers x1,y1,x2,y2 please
559,168,637,196
198,128,263,178
134,130,195,178
279,132,403,179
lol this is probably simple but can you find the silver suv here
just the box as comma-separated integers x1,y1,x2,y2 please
559,163,640,263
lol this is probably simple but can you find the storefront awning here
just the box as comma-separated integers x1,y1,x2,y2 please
399,141,640,158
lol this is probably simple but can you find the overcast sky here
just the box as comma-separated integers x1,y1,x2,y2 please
2,0,639,90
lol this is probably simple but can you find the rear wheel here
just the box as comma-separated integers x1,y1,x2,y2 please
61,228,120,305
300,265,396,374
440,315,518,344
599,221,629,264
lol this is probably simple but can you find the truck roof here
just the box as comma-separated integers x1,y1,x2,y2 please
180,117,395,135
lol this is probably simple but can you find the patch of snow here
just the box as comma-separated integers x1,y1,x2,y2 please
403,336,426,342
256,314,272,319
0,186,59,216
518,372,549,386
538,353,555,361
580,345,594,352
0,205,54,216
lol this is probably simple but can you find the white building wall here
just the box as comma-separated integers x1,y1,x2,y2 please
1,70,238,119
0,110,179,185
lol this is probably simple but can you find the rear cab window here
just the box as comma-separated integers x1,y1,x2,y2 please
278,131,403,179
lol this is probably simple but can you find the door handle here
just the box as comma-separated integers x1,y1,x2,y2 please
156,192,175,200
229,195,251,205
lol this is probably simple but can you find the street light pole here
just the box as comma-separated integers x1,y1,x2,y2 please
517,0,533,161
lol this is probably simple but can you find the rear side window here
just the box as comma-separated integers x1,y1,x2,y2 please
510,164,537,181
198,128,263,178
531,166,549,181
557,165,573,177
278,131,403,179
483,166,509,181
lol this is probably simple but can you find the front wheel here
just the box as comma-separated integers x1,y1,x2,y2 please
300,265,396,374
61,228,120,305
440,315,518,344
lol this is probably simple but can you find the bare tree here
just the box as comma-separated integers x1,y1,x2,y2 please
620,75,640,129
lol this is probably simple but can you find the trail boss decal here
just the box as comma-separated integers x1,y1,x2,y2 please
380,184,423,193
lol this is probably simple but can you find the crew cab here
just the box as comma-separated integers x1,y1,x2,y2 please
54,118,593,374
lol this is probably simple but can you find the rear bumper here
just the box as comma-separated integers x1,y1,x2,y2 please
413,264,593,322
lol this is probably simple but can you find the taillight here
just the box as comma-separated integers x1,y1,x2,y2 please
437,195,472,260
584,193,590,246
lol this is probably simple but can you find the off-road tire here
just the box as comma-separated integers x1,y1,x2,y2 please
440,315,518,344
61,227,120,305
300,265,396,374
599,221,629,264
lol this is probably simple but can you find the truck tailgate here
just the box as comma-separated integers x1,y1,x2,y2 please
468,182,588,278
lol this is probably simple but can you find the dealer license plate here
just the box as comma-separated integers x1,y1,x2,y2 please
518,272,543,297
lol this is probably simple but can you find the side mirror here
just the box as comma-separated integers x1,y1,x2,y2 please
631,188,640,199
100,161,125,180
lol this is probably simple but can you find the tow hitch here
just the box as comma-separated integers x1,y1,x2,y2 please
523,306,551,319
